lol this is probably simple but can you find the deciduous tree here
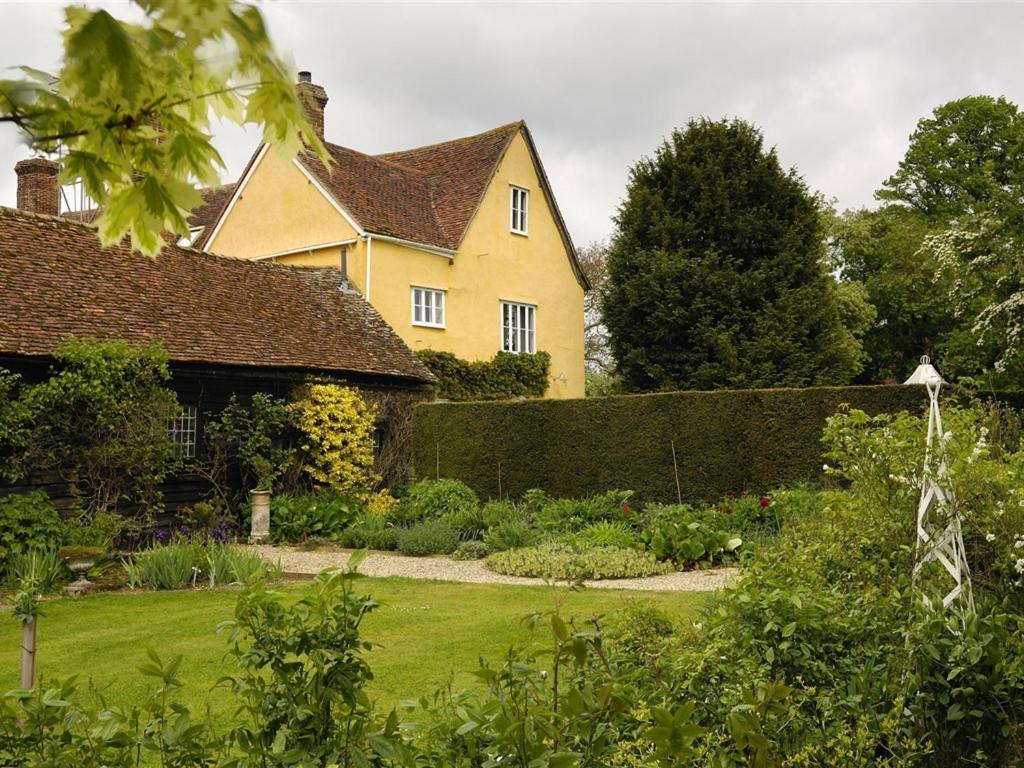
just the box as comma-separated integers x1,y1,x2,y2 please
0,0,326,255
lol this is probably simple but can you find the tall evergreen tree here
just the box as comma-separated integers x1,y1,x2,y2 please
602,118,862,391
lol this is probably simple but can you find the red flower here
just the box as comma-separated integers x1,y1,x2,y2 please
723,507,733,516
758,497,770,508
740,490,749,498
622,502,631,517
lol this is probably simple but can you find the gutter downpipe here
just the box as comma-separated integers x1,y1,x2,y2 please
365,234,373,301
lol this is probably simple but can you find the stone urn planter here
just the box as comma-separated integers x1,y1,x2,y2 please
59,545,104,596
250,489,271,543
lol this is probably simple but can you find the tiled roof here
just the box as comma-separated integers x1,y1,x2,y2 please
202,121,589,289
291,122,522,252
0,206,432,383
299,143,451,248
375,122,522,248
188,183,236,229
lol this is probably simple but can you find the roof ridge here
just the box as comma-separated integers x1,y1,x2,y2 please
317,142,431,178
375,120,524,159
0,205,322,274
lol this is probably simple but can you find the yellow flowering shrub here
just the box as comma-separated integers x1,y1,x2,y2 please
292,384,378,493
364,489,399,518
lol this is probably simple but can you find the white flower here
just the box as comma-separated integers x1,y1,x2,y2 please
822,464,830,471
986,533,996,543
1015,558,1024,575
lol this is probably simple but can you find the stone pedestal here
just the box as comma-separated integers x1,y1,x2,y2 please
250,490,271,543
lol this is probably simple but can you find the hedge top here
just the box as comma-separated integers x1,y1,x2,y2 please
412,384,1023,504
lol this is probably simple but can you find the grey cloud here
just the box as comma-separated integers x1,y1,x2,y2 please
2,2,1023,245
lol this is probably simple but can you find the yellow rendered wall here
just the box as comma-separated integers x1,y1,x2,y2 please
364,132,585,398
204,147,360,262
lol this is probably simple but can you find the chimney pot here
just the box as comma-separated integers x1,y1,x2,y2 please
295,72,328,142
15,157,60,217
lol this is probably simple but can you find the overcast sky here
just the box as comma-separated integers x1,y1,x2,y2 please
1,1,1023,245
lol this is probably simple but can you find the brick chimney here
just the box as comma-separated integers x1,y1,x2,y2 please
296,71,328,141
15,158,60,216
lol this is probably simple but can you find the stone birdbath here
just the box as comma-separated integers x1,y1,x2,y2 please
58,546,104,596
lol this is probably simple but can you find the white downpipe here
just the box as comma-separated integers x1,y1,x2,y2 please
365,235,373,301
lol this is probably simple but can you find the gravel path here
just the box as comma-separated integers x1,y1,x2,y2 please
250,545,735,592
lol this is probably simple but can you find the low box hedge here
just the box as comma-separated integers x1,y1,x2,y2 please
412,385,1022,504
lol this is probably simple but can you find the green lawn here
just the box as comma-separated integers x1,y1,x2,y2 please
0,577,705,725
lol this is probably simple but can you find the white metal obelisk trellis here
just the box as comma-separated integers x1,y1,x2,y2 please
904,356,974,613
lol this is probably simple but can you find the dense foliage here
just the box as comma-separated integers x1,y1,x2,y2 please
267,491,363,545
0,492,64,577
0,0,326,256
486,543,671,580
602,118,863,391
413,384,928,503
2,339,178,514
204,392,294,496
123,540,279,590
833,96,1024,387
416,350,551,401
291,383,379,493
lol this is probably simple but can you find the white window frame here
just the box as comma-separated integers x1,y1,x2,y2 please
167,404,198,459
509,185,529,236
411,286,446,329
501,300,536,354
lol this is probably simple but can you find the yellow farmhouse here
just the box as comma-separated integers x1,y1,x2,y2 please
196,73,588,399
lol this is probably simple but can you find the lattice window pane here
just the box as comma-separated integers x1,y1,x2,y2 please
167,405,198,458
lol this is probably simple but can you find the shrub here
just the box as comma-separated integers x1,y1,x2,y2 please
481,499,521,527
416,349,551,401
269,491,363,544
483,518,538,553
442,505,489,541
0,492,64,576
63,509,128,550
395,478,478,524
412,384,933,503
339,516,398,552
641,515,742,568
13,338,178,512
176,499,233,543
486,543,671,580
564,520,640,550
203,393,294,496
397,520,459,557
364,489,399,518
604,601,678,663
452,540,489,560
291,384,378,493
533,489,634,533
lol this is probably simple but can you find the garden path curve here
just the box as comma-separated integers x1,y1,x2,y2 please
249,544,734,592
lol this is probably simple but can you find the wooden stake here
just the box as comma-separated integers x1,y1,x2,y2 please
671,440,682,505
20,617,36,690
435,441,440,480
497,460,503,500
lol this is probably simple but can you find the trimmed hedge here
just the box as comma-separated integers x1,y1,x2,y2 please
412,385,1010,504
416,350,550,401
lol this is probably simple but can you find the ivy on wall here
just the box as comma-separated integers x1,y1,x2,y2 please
416,350,550,402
